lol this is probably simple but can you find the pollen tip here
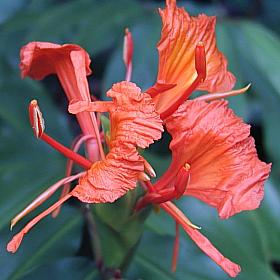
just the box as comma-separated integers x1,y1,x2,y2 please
28,99,45,138
139,172,151,182
7,232,24,253
184,163,190,170
30,99,38,106
144,159,157,177
10,220,15,231
245,83,251,90
197,41,204,47
190,223,201,230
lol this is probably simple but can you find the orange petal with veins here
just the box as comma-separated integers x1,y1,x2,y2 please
155,100,271,219
150,0,236,114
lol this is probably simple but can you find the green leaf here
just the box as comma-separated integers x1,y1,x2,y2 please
0,207,83,280
217,20,280,178
0,0,146,60
19,257,98,280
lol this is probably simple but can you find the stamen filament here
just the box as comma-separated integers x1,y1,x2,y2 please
41,133,92,169
7,194,72,253
195,84,251,102
29,100,92,169
11,172,85,230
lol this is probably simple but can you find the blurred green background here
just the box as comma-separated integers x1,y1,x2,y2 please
1,0,280,279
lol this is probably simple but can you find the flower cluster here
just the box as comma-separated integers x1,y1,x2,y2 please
7,0,271,278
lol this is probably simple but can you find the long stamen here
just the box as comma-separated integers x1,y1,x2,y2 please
195,84,251,102
161,202,240,277
29,100,92,169
41,133,92,169
123,28,133,82
10,172,85,230
7,194,72,253
172,222,180,272
160,42,206,119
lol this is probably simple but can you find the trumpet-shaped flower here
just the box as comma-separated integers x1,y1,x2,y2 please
148,0,236,118
20,42,101,160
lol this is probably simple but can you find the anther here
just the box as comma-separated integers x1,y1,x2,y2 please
143,158,156,177
174,163,191,199
29,100,45,138
195,42,206,82
138,172,151,182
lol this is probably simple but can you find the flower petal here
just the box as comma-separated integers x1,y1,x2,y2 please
72,82,163,203
155,100,271,219
20,42,97,153
150,0,235,114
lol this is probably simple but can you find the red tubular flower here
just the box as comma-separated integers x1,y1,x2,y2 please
20,42,102,160
147,0,236,118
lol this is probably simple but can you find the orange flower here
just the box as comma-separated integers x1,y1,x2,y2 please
69,81,163,203
148,0,236,119
20,42,101,160
137,99,271,277
154,100,271,217
7,81,163,253
136,0,271,277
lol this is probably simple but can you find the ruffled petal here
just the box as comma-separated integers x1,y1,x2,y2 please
150,0,235,114
72,81,163,203
155,100,271,219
